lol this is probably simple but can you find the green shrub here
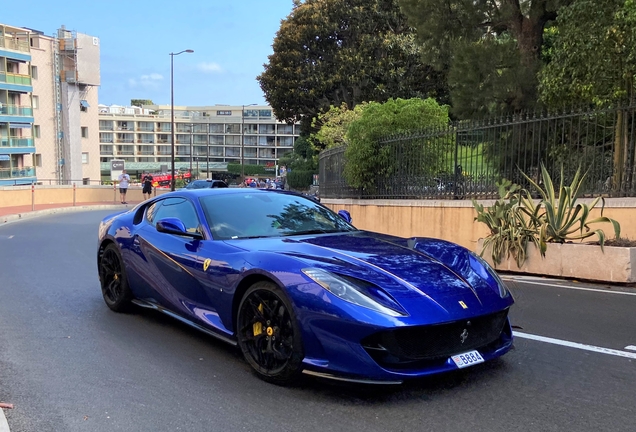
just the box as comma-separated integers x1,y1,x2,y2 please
522,163,621,254
474,164,622,268
286,170,315,190
344,98,451,190
473,180,541,267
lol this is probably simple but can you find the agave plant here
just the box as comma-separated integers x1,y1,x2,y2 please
473,179,541,267
521,164,621,255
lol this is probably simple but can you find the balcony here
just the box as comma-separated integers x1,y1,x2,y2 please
0,35,30,54
0,137,34,149
0,72,31,85
0,104,33,116
0,166,36,180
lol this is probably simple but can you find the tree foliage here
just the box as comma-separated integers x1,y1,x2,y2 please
286,170,316,189
131,99,154,107
277,136,318,173
539,0,636,107
344,98,450,188
257,0,447,131
310,103,368,151
398,0,573,118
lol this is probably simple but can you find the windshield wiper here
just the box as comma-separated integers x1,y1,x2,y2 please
231,235,271,240
282,229,341,237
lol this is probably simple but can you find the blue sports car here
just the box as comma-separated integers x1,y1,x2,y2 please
97,189,514,385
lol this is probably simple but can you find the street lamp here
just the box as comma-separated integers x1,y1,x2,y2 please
241,103,258,179
170,49,194,191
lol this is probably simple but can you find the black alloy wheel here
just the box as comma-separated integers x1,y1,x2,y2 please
99,243,133,312
237,281,304,385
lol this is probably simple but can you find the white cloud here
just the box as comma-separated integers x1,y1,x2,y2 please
128,73,164,89
141,73,163,81
197,62,222,73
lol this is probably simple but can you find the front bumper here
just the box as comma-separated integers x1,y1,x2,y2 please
300,312,514,383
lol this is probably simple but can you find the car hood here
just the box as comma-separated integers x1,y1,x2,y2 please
231,231,509,322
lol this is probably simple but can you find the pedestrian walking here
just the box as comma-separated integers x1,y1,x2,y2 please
142,171,154,200
118,169,131,204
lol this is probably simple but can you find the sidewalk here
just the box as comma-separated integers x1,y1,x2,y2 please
0,201,140,224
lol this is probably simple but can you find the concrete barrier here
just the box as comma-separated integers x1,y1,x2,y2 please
0,185,170,208
322,197,636,250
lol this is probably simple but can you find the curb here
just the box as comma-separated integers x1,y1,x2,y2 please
0,408,9,432
0,204,129,226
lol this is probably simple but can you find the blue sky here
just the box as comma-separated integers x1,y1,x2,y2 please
2,1,295,107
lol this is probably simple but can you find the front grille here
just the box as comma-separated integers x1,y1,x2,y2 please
362,309,509,366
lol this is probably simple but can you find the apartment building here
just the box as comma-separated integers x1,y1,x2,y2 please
0,23,100,186
98,105,299,178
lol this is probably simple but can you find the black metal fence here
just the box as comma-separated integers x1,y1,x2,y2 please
319,104,636,199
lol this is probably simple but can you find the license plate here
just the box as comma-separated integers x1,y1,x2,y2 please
451,350,484,369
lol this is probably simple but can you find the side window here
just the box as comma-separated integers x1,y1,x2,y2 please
151,198,201,235
145,201,162,225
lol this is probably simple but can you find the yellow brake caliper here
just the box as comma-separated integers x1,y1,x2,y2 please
253,303,264,336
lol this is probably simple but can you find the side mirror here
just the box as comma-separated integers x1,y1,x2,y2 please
156,217,202,239
338,210,352,224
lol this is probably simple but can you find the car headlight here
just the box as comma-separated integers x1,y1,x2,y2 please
469,253,510,298
302,268,407,317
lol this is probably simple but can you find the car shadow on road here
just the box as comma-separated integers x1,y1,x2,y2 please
297,356,514,403
114,303,515,404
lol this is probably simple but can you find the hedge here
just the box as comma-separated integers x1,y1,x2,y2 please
286,170,315,190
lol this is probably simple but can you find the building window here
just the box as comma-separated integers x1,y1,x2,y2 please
32,95,39,109
82,152,89,164
99,120,114,131
34,154,42,167
226,124,240,133
209,124,224,133
80,100,90,112
31,66,38,79
81,127,89,138
33,125,41,138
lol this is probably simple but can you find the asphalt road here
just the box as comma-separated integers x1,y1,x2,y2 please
0,210,634,432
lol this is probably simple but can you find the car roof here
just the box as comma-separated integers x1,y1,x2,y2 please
168,188,307,199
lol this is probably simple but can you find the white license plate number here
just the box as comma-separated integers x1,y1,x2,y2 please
451,350,484,369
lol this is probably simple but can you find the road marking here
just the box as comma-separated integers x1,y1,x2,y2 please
514,331,636,360
625,345,636,351
0,407,10,432
502,277,636,296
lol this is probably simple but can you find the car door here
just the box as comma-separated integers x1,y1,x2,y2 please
134,197,212,318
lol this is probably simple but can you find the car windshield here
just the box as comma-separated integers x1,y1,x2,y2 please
199,192,357,240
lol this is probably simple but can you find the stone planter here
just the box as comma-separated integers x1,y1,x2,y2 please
476,239,636,283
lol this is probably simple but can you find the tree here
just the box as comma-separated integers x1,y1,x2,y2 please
277,136,317,173
397,0,573,117
131,99,154,107
538,0,636,190
310,102,368,151
257,0,447,132
344,98,450,189
539,0,636,107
